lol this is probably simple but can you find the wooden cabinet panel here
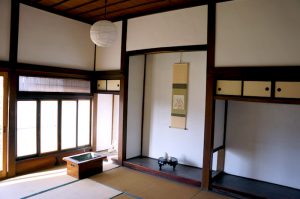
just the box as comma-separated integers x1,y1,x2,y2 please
243,81,271,97
107,80,120,91
275,82,300,98
216,80,242,96
97,80,107,90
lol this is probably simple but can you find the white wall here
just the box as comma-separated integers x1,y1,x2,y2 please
18,4,94,70
215,0,300,66
127,6,207,51
126,55,145,159
225,101,300,189
143,51,206,168
0,0,11,61
95,21,122,71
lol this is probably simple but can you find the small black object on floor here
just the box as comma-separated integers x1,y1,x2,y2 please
158,157,178,170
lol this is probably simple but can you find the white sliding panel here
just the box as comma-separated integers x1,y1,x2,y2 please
97,94,113,151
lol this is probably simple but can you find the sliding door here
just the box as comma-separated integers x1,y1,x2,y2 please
0,72,8,179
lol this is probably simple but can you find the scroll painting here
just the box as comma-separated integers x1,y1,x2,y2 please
171,63,188,129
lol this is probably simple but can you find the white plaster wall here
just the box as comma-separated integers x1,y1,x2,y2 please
215,0,300,66
126,55,145,159
143,51,206,167
95,21,122,71
127,6,207,51
0,0,11,61
225,101,300,189
18,4,94,70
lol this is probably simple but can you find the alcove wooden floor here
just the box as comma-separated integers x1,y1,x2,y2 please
212,173,300,199
124,157,202,186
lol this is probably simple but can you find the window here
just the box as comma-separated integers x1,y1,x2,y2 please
40,101,58,153
19,76,90,93
61,101,77,150
17,99,91,158
17,75,91,159
17,101,37,157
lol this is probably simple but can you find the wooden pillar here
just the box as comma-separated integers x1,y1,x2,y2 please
91,94,98,152
202,0,216,190
7,0,20,177
118,19,128,164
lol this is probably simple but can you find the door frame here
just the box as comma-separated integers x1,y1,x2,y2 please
0,72,8,179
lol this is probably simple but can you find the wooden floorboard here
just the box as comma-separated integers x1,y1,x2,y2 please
124,157,202,186
212,173,300,199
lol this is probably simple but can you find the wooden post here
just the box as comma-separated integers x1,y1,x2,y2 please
7,0,20,177
202,0,216,190
118,19,128,164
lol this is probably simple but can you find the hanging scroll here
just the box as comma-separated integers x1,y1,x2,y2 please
171,63,189,129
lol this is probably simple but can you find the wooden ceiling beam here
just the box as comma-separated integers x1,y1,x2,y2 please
76,0,130,16
20,0,93,24
64,0,99,12
91,0,166,19
50,0,72,8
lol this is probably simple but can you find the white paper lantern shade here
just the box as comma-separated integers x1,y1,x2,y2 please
90,20,117,47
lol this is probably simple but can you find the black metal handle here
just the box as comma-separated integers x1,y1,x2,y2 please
265,87,269,91
277,88,282,92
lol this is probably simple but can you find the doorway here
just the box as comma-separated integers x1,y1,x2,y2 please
96,94,119,157
0,72,8,179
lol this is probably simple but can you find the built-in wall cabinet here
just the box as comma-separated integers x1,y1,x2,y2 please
97,80,120,92
211,67,300,198
216,80,300,99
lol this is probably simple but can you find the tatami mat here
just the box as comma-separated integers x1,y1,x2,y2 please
0,162,119,199
27,178,121,199
90,167,230,199
0,168,75,199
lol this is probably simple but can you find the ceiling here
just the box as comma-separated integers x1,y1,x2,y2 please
20,0,212,24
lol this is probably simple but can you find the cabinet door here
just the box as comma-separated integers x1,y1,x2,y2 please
243,81,271,97
107,80,120,91
275,82,300,98
97,80,107,91
216,80,242,96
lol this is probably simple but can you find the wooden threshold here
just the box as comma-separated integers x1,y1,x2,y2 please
212,173,300,199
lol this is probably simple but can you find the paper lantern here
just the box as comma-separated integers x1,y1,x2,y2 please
90,20,117,47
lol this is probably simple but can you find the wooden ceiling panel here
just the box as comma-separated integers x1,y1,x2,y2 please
92,0,174,21
54,0,93,11
21,0,215,24
38,0,65,7
81,0,166,19
67,1,104,15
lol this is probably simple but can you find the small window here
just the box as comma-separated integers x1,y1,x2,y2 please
19,76,90,93
17,101,37,157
